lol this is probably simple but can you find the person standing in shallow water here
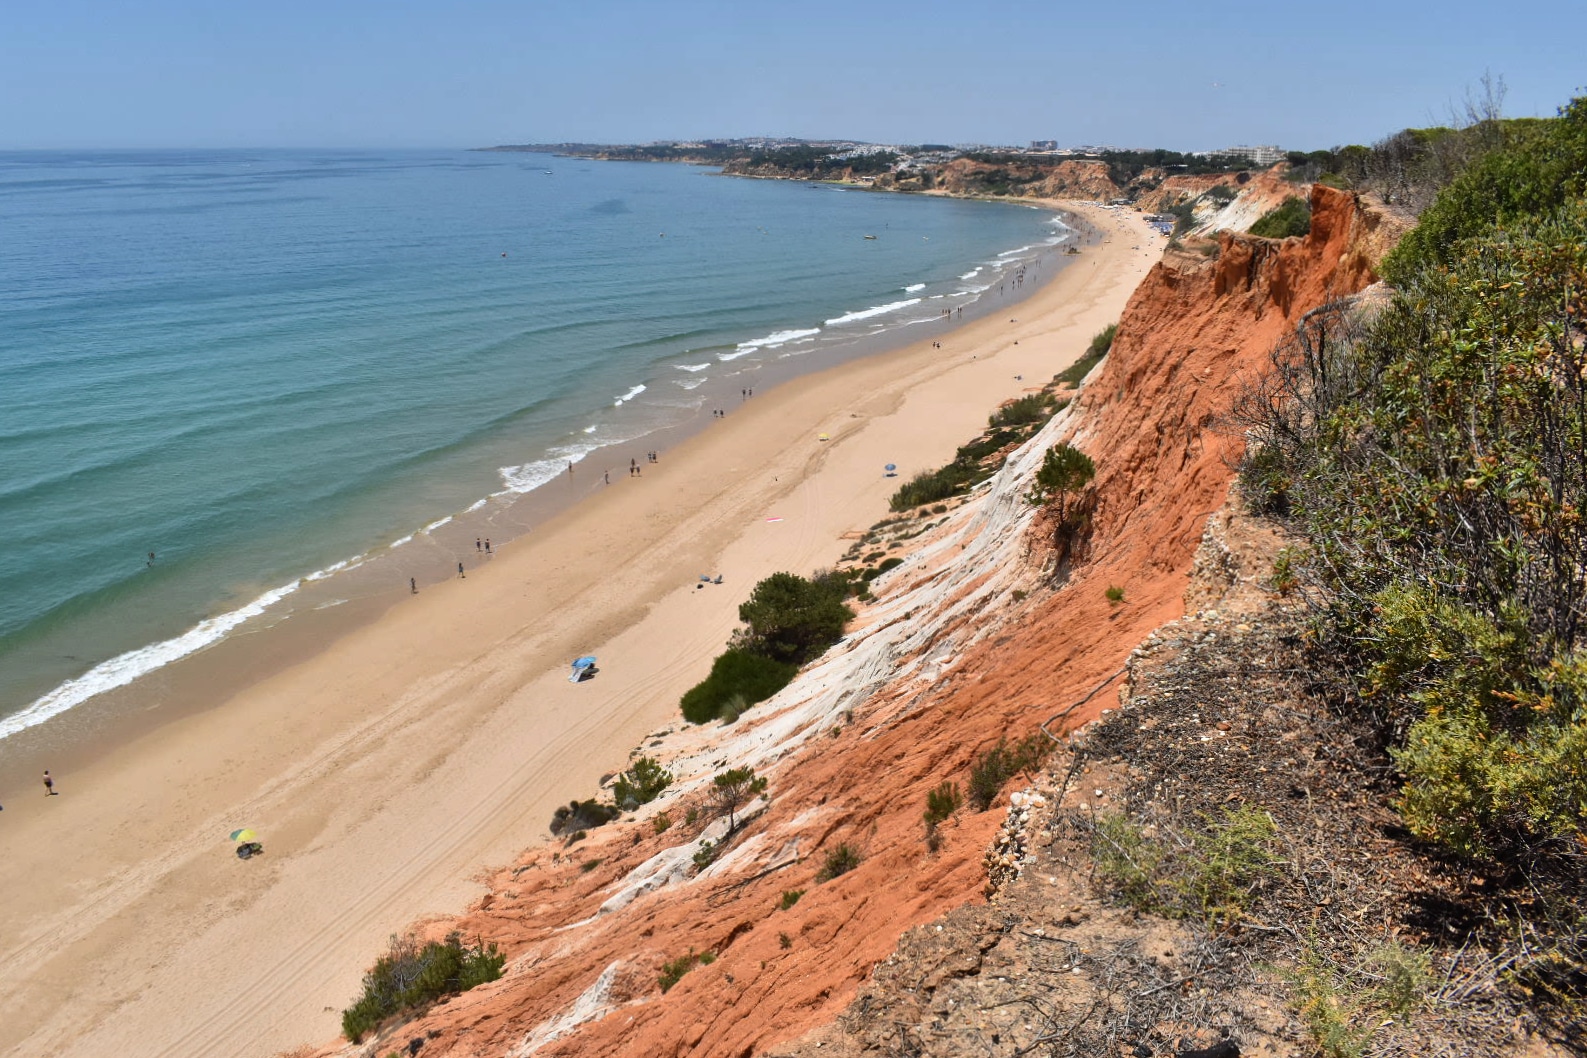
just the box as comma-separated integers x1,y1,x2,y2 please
458,561,465,579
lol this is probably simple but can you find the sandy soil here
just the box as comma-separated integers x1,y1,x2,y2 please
0,202,1159,1058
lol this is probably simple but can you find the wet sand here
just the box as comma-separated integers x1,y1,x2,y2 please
0,201,1159,1058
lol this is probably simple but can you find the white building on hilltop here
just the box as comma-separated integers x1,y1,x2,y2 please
1210,144,1286,165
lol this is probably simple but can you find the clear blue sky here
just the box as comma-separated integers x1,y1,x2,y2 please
2,0,1582,151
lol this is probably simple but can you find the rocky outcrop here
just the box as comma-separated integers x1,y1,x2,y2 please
294,185,1406,1058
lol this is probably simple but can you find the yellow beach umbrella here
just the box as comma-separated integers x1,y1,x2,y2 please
229,828,257,843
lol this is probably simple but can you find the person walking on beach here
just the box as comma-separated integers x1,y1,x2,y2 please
410,577,417,594
604,470,610,485
485,539,491,554
43,771,56,796
458,561,465,579
475,538,482,552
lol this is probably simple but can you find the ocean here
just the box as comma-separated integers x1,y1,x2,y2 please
0,148,1073,739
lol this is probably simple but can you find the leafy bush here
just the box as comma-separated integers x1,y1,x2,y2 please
816,843,862,881
1286,939,1432,1058
659,950,712,992
1205,183,1238,203
692,839,718,871
778,888,804,910
1055,323,1116,386
1383,95,1587,282
967,734,1052,811
342,932,505,1043
711,765,767,831
550,798,620,836
1249,195,1312,238
869,557,904,579
1025,443,1095,525
611,756,672,810
923,781,962,829
988,392,1057,429
1238,166,1587,859
679,648,796,723
1105,585,1124,605
735,572,854,666
1090,805,1280,924
1090,812,1162,909
889,464,976,510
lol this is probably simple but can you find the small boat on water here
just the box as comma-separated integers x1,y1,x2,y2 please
863,234,877,240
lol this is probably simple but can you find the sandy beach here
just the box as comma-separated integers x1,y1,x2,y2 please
0,201,1158,1058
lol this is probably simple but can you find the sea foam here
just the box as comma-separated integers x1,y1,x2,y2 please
824,298,920,326
735,327,820,352
0,580,303,741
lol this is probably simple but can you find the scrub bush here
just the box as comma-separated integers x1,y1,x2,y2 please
611,756,672,810
1249,195,1311,238
342,932,504,1043
679,649,796,724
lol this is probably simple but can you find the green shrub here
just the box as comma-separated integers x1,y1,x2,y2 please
550,798,620,836
1090,805,1279,925
1104,585,1124,605
711,766,768,831
1290,946,1374,1058
659,950,711,993
967,734,1052,811
1172,805,1281,921
1091,812,1163,909
989,392,1056,428
1383,96,1587,282
817,843,862,881
1285,939,1431,1058
1055,324,1116,385
923,781,962,829
870,557,904,579
1249,195,1312,238
692,839,718,871
612,756,672,810
679,648,797,724
341,932,505,1043
735,572,855,666
778,888,804,910
1025,443,1095,524
889,464,975,510
1205,183,1238,203
653,812,673,834
1240,182,1587,860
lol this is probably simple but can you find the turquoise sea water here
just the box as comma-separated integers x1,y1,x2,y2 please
0,149,1070,736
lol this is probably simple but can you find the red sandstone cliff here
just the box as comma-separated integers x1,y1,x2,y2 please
296,186,1406,1058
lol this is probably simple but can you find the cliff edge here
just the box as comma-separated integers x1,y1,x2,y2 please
294,186,1404,1058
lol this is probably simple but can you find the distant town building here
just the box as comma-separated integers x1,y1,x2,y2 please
1030,140,1057,151
1209,144,1285,165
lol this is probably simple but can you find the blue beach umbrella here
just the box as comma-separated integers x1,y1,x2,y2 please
569,655,598,682
884,463,897,477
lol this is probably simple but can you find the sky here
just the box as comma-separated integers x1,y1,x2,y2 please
1,0,1583,152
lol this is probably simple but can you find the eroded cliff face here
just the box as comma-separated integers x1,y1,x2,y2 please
299,187,1406,1058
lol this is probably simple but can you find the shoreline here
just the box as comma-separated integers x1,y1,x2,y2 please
0,200,1096,763
0,200,1160,1058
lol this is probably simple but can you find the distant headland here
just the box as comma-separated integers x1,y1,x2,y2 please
477,137,1313,203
